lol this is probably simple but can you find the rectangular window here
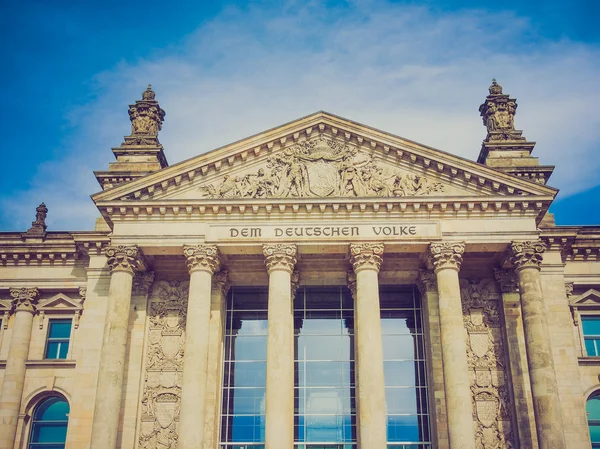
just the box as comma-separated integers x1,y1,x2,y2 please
380,287,431,447
583,316,600,356
44,319,72,359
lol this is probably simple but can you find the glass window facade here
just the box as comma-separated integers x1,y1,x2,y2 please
221,288,268,447
220,286,430,449
582,316,600,356
294,287,356,447
380,287,430,448
45,319,72,359
28,396,70,449
588,392,600,448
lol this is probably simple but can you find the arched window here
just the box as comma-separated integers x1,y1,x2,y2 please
588,391,600,448
28,396,69,449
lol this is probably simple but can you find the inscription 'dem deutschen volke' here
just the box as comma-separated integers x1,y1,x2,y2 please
213,222,440,240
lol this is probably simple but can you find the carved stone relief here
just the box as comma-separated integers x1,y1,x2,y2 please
138,280,189,449
198,137,445,199
461,278,515,449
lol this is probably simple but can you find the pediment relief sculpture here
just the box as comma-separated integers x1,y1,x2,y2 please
197,137,445,199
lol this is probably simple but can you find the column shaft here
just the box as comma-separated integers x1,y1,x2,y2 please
429,242,476,449
508,241,566,449
179,244,220,449
355,269,387,448
90,245,145,449
0,288,39,449
264,244,296,449
90,269,135,448
350,243,387,449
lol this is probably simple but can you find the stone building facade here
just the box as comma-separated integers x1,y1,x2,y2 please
0,81,599,449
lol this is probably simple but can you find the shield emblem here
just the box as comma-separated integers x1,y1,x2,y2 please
469,307,484,326
475,396,498,428
469,331,490,358
160,335,180,360
475,369,491,387
155,393,178,428
306,160,340,196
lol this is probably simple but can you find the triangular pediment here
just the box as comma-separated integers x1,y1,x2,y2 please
38,293,83,311
92,112,556,217
571,289,600,307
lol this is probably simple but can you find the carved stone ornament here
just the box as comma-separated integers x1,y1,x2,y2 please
416,269,437,295
183,245,220,274
460,278,515,449
197,137,445,199
565,282,574,299
213,270,231,297
346,270,357,300
493,269,519,294
139,280,189,449
105,245,146,274
79,287,87,302
263,244,297,274
350,242,384,273
128,85,165,137
10,287,40,313
133,271,156,297
479,79,525,142
25,202,48,236
507,240,546,272
428,242,465,273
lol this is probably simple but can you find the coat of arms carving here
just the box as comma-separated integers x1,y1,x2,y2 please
198,137,444,199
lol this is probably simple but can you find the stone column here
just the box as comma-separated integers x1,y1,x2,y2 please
417,271,450,449
428,242,476,449
0,288,39,449
507,241,566,449
90,245,146,449
179,244,220,449
349,242,387,449
263,244,297,449
203,270,230,449
494,269,539,449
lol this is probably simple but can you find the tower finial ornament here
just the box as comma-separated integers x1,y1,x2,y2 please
24,202,48,236
128,84,165,136
479,79,523,142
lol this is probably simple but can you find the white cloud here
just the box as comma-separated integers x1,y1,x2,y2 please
3,1,600,230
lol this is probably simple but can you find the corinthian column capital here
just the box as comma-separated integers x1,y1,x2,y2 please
105,245,146,274
494,268,519,293
10,287,40,313
507,240,546,272
428,242,465,273
349,242,384,273
416,270,437,295
263,244,297,274
184,245,220,274
213,270,231,296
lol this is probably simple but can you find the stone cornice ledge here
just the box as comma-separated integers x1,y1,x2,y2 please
0,360,77,369
96,195,553,224
578,357,600,366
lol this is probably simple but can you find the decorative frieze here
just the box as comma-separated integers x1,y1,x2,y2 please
139,280,189,449
493,269,519,294
461,278,515,449
10,287,40,313
183,245,220,274
507,241,546,272
263,244,297,274
428,242,465,272
105,245,146,274
133,271,156,297
213,270,231,297
198,137,444,200
349,242,384,272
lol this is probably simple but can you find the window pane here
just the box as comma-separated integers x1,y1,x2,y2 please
299,336,348,361
228,362,266,387
384,361,419,387
387,415,420,442
586,339,599,357
58,342,69,359
230,388,265,415
587,396,600,420
233,336,267,361
382,336,417,360
45,342,60,359
385,388,418,414
583,317,600,336
49,320,72,339
34,397,70,420
31,423,68,443
590,424,600,443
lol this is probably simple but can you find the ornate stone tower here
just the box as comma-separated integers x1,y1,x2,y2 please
477,79,554,186
94,85,168,190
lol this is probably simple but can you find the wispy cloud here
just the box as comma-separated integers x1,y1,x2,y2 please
3,1,600,230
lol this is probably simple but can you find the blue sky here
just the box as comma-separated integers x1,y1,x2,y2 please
1,0,599,231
